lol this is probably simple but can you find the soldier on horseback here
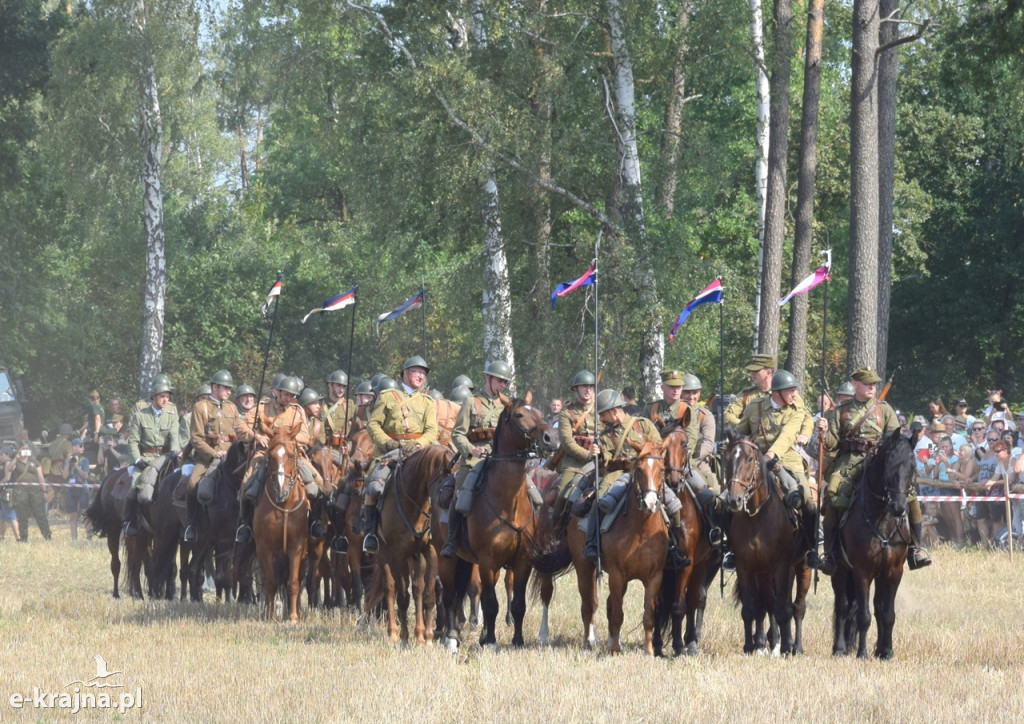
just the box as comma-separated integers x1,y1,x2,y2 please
183,370,239,542
818,367,931,575
322,370,355,446
549,370,598,522
440,360,512,558
124,377,181,536
360,356,439,554
732,370,820,568
583,389,690,569
234,375,322,543
724,354,814,443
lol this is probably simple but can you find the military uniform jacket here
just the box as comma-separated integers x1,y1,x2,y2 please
557,401,597,470
435,399,460,448
190,399,239,465
131,405,181,462
132,397,177,428
641,398,687,429
824,398,900,458
367,388,439,456
735,397,805,472
321,398,356,445
598,415,662,472
47,438,73,472
687,404,716,463
452,392,502,466
235,399,309,448
726,386,813,438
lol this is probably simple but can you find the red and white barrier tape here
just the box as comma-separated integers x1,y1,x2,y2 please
918,493,1024,503
4,481,101,489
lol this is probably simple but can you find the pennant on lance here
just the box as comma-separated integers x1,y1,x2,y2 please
301,286,358,323
779,263,831,307
262,273,283,317
376,289,424,334
669,277,723,341
551,264,596,309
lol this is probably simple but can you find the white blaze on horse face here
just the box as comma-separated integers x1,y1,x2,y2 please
642,457,659,512
276,445,286,485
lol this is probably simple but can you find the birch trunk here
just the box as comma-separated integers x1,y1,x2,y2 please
848,0,880,372
758,0,795,358
786,0,825,387
876,0,899,375
131,0,166,398
607,0,663,399
469,0,516,374
750,0,770,352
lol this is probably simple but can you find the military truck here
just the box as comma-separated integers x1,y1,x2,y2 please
0,366,25,443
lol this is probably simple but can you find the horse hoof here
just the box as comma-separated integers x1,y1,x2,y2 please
685,642,699,656
484,643,497,652
771,644,781,658
445,637,459,654
875,650,895,660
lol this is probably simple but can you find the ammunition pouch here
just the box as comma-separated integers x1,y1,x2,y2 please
606,458,631,473
467,428,495,443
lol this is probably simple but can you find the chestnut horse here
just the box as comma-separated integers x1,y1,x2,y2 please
831,430,914,659
253,422,309,622
364,444,455,643
723,433,811,655
654,425,719,656
439,394,555,649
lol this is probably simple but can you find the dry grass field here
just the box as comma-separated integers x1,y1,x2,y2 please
1,517,1023,722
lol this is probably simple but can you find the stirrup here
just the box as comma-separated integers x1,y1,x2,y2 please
721,550,736,572
310,519,326,540
440,537,459,559
362,533,379,554
908,547,932,570
183,524,198,543
331,535,349,554
805,548,821,569
123,519,138,537
667,546,691,570
234,525,251,544
817,552,837,576
708,526,724,548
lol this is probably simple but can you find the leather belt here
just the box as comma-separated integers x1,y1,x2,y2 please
839,438,875,454
206,434,235,445
388,432,424,441
139,445,169,454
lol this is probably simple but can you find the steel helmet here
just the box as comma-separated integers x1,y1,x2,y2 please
355,380,374,396
427,388,444,401
483,360,513,382
326,370,349,386
298,387,323,407
837,381,855,397
369,372,386,388
770,370,800,391
209,369,236,388
595,389,625,414
275,376,303,396
195,384,212,399
450,385,471,405
375,377,399,394
403,355,430,374
270,373,286,390
681,373,702,391
571,370,596,388
451,374,474,392
150,373,175,393
150,379,174,397
234,384,256,399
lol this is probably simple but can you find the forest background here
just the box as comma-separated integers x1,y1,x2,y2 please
1,0,1022,433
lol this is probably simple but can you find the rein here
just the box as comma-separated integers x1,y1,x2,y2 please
632,453,665,512
727,439,772,517
477,402,545,537
856,446,909,548
393,458,432,540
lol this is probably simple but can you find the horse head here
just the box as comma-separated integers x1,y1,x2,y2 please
265,417,303,503
495,393,557,456
868,429,913,518
632,440,665,514
723,432,768,515
660,427,690,487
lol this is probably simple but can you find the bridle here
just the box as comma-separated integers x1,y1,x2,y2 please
857,440,910,547
726,438,770,516
491,402,547,461
661,429,690,488
631,452,665,512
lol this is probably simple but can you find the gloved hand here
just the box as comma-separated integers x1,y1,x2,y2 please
402,443,420,455
385,440,401,452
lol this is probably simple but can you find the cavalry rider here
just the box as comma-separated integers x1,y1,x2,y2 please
678,373,718,492
818,367,931,574
299,387,325,445
440,360,512,558
360,356,439,554
451,374,474,395
550,370,598,521
583,390,690,569
732,370,820,568
354,380,376,429
234,384,257,415
433,387,461,450
125,377,181,536
234,375,320,543
724,354,814,443
179,383,211,457
183,370,239,542
322,370,355,447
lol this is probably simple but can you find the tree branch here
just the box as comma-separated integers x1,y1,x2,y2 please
345,0,621,237
877,18,932,55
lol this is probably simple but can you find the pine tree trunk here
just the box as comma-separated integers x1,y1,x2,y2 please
848,0,880,372
786,0,825,386
750,0,770,352
607,0,663,400
657,1,691,216
758,0,795,358
131,0,166,399
876,0,899,375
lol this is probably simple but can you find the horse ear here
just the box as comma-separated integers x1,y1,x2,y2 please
679,403,692,429
524,390,533,406
499,392,513,409
900,428,917,447
627,439,643,453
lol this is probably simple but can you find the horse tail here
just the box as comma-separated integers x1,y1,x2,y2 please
363,559,387,615
526,527,573,577
85,476,120,540
654,566,679,641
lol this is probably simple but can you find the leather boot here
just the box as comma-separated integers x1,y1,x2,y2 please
362,505,380,554
441,508,464,559
908,520,932,570
818,506,839,576
802,505,821,568
667,524,692,570
331,534,349,553
583,509,601,563
235,498,253,544
123,488,140,536
183,493,199,543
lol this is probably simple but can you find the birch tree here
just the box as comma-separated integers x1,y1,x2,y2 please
749,0,770,351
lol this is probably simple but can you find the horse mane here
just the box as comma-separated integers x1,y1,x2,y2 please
867,429,914,494
724,431,774,495
637,439,662,459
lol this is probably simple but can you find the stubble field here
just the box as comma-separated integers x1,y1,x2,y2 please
1,518,1022,723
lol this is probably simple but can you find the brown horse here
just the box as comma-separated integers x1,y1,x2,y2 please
439,394,556,649
723,433,811,655
253,421,309,622
364,444,455,643
654,426,719,656
85,468,133,598
328,428,376,609
307,444,345,607
831,430,914,659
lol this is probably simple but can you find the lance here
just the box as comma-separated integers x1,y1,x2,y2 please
592,233,603,583
814,248,832,594
252,274,282,461
343,289,359,441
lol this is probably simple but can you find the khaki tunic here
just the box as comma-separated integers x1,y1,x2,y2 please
823,397,901,506
595,415,662,496
557,401,597,472
734,396,809,495
452,392,502,488
725,386,814,439
321,398,356,446
641,399,687,429
367,388,438,458
188,399,239,486
130,404,181,487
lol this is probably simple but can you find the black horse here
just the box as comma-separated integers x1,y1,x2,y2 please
831,430,915,659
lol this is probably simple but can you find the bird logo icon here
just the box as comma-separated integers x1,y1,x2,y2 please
65,654,124,688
